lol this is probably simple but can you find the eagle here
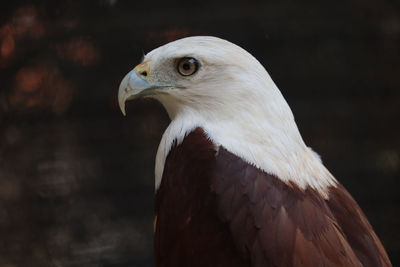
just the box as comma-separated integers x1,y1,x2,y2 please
118,36,392,267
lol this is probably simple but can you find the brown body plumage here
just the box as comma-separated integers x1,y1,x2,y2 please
155,128,391,267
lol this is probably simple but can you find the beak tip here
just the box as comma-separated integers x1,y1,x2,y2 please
118,71,133,117
119,102,127,116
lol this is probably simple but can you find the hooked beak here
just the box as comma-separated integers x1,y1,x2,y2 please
118,61,169,116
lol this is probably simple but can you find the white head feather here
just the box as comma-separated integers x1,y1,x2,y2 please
141,36,336,196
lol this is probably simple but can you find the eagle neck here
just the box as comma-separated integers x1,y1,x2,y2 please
155,108,337,197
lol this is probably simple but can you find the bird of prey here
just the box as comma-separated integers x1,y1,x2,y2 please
118,36,392,267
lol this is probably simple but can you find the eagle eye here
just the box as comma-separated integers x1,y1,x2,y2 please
177,57,199,76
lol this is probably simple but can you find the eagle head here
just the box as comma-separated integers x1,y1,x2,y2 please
119,36,290,121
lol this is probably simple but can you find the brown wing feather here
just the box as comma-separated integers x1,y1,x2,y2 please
155,128,392,267
327,184,392,266
214,147,365,267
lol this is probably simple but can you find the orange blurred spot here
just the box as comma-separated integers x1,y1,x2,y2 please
10,64,74,114
0,5,46,63
0,25,15,61
15,66,46,93
57,40,99,66
1,32,14,58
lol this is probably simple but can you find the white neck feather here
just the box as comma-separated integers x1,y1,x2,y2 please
154,98,337,198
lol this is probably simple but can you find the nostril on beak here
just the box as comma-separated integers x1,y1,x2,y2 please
140,71,148,77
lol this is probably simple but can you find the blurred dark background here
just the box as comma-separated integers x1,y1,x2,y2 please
0,0,399,266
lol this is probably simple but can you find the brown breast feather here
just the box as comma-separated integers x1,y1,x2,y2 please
154,128,392,267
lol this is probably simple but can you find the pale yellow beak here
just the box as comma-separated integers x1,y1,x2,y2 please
118,61,168,116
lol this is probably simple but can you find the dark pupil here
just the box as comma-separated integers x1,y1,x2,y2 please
182,62,191,70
